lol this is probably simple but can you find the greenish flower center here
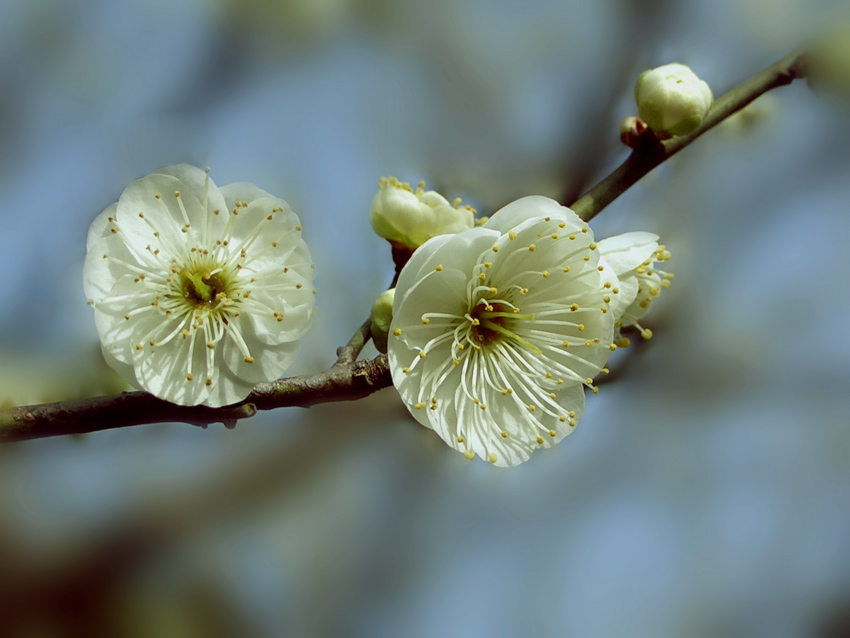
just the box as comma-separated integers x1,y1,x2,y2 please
469,302,540,354
180,268,229,307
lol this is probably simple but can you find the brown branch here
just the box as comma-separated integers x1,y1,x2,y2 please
569,50,808,220
0,356,391,442
334,318,373,366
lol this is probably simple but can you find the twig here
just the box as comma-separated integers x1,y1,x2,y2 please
0,356,391,442
569,50,808,220
334,318,373,366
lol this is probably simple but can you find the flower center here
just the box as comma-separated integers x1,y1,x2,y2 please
468,302,540,353
469,302,511,346
180,268,229,307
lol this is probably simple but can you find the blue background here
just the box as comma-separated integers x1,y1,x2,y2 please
1,0,849,636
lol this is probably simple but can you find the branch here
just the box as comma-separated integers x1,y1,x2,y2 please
0,356,391,442
0,48,811,443
334,318,373,366
569,50,808,220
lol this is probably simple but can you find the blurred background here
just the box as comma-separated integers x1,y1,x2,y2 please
1,0,850,636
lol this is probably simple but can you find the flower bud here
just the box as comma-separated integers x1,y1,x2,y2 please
619,116,649,147
807,25,850,99
370,288,395,354
634,63,713,137
369,177,475,251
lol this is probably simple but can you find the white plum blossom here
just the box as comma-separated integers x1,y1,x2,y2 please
387,196,657,467
598,238,672,344
84,165,316,407
635,63,713,136
370,177,476,250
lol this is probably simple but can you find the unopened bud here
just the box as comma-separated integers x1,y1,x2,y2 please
807,25,850,99
370,177,475,251
370,288,395,354
635,63,713,137
619,116,650,147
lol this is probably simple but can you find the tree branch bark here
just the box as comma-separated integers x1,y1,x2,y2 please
0,356,391,442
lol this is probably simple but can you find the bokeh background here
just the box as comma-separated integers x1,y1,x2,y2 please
1,0,850,636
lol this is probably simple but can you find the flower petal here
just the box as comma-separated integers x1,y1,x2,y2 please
596,231,658,275
484,196,584,234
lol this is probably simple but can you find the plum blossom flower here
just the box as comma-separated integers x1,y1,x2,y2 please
84,165,316,407
387,196,656,467
598,239,672,344
370,176,476,250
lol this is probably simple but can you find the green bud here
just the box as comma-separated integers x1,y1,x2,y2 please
370,288,396,354
370,177,475,251
635,63,713,137
807,25,850,99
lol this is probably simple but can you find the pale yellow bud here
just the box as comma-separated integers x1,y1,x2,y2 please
635,63,713,137
369,177,475,250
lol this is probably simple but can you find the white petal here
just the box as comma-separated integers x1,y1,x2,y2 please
100,345,141,391
221,329,300,384
86,203,118,251
133,322,212,406
93,276,170,364
204,367,256,408
484,196,584,234
595,231,658,275
227,197,305,272
218,182,277,210
83,234,148,302
395,227,500,300
607,271,638,320
153,165,227,213
116,173,209,253
245,288,315,345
